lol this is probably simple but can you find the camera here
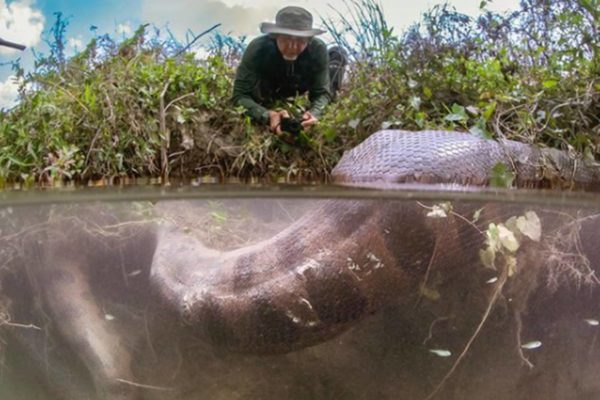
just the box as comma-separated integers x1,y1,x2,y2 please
280,117,303,137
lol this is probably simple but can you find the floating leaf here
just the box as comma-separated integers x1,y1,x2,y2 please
521,341,542,350
479,246,496,269
506,255,518,277
498,224,520,252
584,319,599,326
472,208,483,222
427,205,447,218
426,202,452,218
420,284,441,301
516,211,542,242
486,223,500,250
429,349,452,357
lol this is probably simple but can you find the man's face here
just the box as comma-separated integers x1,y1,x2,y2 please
275,35,309,61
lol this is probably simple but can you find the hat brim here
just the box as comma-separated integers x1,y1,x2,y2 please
260,22,325,37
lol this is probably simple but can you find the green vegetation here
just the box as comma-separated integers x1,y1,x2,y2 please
0,0,598,185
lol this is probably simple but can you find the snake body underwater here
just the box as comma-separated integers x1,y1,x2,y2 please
2,130,600,400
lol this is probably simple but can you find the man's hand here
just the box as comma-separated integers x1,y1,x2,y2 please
301,111,318,129
268,110,290,135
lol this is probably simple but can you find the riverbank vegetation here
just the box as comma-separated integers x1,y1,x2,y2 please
0,0,597,185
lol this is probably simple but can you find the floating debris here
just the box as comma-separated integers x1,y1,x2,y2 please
521,341,542,350
584,319,599,326
105,314,115,321
429,349,452,358
486,277,498,284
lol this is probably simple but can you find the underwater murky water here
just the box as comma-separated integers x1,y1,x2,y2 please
0,185,599,400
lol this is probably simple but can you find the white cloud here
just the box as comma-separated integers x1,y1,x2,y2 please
68,37,83,50
116,22,133,36
0,0,44,54
0,74,20,109
139,0,520,46
140,0,278,39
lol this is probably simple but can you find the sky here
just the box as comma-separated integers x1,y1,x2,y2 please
0,0,520,108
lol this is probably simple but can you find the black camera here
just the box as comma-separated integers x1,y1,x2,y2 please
280,117,303,137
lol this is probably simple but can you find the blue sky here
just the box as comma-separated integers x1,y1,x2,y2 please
0,0,520,108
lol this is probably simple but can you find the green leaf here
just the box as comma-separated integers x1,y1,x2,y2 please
490,163,515,188
482,102,497,121
210,211,228,222
444,104,468,123
423,86,433,98
542,80,558,89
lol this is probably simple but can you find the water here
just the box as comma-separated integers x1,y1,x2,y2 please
0,185,598,400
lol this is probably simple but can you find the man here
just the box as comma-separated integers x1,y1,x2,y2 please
232,6,346,136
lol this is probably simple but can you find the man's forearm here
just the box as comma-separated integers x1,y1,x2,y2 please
234,96,270,124
308,93,331,119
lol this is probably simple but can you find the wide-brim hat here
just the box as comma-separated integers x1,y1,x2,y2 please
260,6,325,37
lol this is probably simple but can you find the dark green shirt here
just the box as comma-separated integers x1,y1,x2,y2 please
232,35,332,124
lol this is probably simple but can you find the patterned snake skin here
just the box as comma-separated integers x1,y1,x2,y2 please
151,130,600,353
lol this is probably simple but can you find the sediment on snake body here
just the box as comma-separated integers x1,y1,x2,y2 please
1,129,599,400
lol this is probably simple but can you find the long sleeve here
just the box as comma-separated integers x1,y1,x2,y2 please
232,41,269,124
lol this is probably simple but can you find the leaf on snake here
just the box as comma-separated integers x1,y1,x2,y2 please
490,163,515,188
210,211,228,222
